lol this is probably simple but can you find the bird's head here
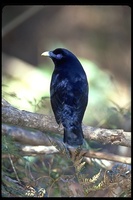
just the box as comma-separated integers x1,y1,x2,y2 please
41,48,80,66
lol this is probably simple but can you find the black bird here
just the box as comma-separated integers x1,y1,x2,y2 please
41,48,88,146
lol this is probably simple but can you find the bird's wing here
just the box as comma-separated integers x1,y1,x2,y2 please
50,72,88,124
50,73,66,124
73,78,88,123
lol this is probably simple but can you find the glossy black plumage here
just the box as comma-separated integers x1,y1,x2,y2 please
42,48,88,146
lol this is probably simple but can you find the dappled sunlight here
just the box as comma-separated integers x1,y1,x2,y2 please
2,54,51,111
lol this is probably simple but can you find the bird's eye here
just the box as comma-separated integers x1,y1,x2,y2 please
56,54,63,60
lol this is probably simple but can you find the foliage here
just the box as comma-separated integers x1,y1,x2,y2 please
2,135,131,197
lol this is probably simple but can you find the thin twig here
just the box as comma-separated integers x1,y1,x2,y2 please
3,136,21,183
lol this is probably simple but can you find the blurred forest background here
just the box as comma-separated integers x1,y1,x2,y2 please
2,6,131,197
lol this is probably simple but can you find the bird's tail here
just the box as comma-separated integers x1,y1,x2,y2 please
63,124,84,146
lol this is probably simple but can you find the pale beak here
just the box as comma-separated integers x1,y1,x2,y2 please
41,51,50,56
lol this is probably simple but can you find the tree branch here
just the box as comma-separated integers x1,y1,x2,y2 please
21,145,131,164
2,98,131,147
2,124,52,146
2,123,131,164
2,141,131,164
